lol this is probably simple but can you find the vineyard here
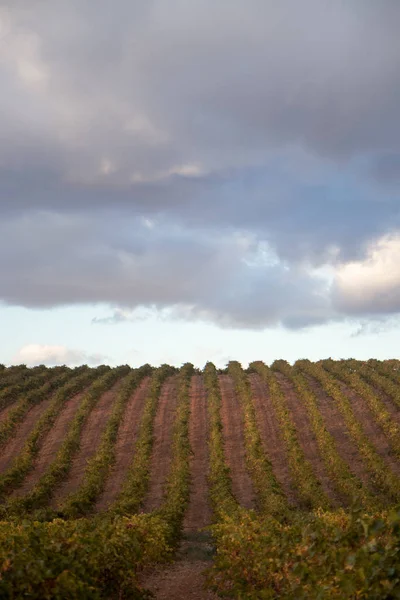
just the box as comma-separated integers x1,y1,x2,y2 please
1,359,400,598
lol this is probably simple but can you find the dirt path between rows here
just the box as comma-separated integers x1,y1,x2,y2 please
142,533,219,600
11,391,86,498
336,380,400,477
183,375,212,532
304,374,374,490
95,376,150,512
142,376,178,513
219,374,256,510
248,373,298,506
359,373,400,426
0,398,53,474
0,402,19,425
274,372,343,507
50,379,123,508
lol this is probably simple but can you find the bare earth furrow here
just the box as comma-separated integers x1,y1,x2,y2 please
219,374,256,510
0,403,19,425
50,380,122,507
274,372,343,506
183,375,212,531
11,391,85,498
337,380,400,477
142,376,178,513
304,374,373,489
248,373,298,506
95,376,150,512
360,376,400,426
0,399,53,474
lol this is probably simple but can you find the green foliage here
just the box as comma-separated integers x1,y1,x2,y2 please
2,366,129,517
0,368,74,449
323,359,400,458
209,507,400,599
0,366,102,500
60,365,153,518
0,514,171,599
297,360,400,503
157,363,194,546
112,364,177,515
273,360,376,508
228,361,287,516
203,362,239,518
251,361,330,510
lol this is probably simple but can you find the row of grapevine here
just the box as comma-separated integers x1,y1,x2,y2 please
273,360,377,507
251,361,330,509
323,359,400,459
58,364,153,518
0,365,101,501
228,361,286,516
297,360,400,502
2,366,129,517
112,364,177,515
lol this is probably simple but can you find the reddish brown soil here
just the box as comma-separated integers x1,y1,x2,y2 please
274,372,343,507
12,391,85,498
248,373,298,506
218,374,256,510
95,377,150,512
0,402,19,425
336,380,400,477
0,398,53,474
359,374,400,426
304,374,373,489
143,561,218,600
183,375,213,531
50,379,122,507
142,376,178,512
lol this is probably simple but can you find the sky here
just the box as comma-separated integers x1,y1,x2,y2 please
1,1,400,368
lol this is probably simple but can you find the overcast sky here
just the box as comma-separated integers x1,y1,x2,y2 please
1,1,400,367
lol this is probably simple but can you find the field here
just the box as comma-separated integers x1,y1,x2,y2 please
1,359,400,598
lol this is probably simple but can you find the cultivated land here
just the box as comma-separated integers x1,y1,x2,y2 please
1,359,400,598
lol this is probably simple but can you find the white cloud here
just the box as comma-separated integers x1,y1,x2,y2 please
334,233,400,314
12,344,107,366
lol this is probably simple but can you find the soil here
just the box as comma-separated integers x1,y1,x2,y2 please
0,401,19,425
183,375,213,532
95,376,150,512
304,374,373,489
142,533,219,600
337,380,400,477
358,376,400,425
50,379,122,507
142,376,178,512
248,373,299,506
274,371,343,507
11,390,86,498
0,398,53,474
218,374,256,510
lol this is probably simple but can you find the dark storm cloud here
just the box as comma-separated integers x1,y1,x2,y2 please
1,1,400,327
0,211,333,328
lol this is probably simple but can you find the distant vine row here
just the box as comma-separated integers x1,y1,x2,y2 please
273,360,376,508
2,366,129,518
111,364,177,516
60,364,153,518
323,359,400,459
228,361,287,516
251,361,330,510
0,365,101,500
297,360,400,503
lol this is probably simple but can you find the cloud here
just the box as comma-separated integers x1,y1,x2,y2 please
334,234,400,315
12,344,107,367
1,2,400,330
0,210,334,329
